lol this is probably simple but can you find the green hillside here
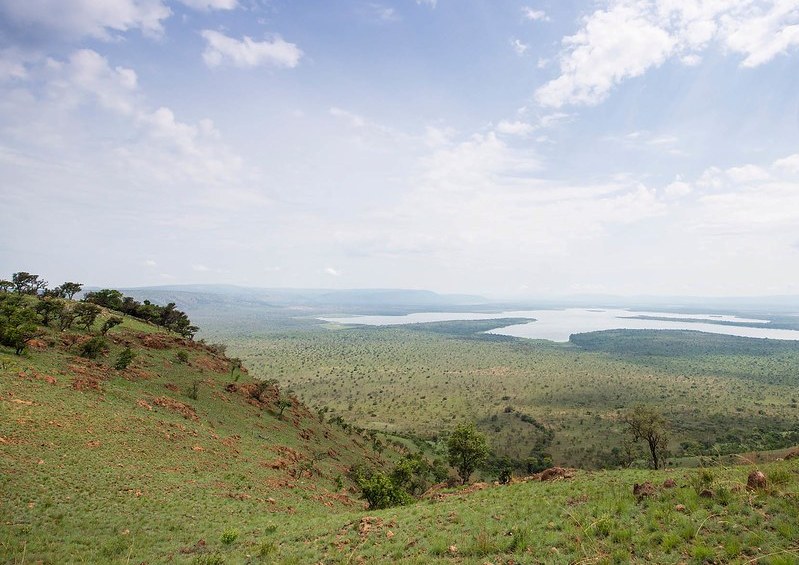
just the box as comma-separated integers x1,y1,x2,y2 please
0,289,395,563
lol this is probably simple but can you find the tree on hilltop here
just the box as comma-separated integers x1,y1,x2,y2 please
57,282,83,300
12,272,47,295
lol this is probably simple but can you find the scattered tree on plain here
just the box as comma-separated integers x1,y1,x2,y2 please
622,405,669,470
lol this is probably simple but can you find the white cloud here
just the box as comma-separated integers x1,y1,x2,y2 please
537,0,799,107
201,30,302,69
725,164,770,183
720,1,799,67
536,3,675,107
685,152,799,236
511,38,529,55
774,153,799,173
144,259,157,267
3,49,248,190
522,7,548,21
177,0,237,10
416,0,437,7
56,49,140,115
325,267,342,276
663,178,691,199
192,264,211,271
680,53,702,65
0,0,171,40
496,120,533,136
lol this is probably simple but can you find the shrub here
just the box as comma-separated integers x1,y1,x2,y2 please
176,350,189,364
114,347,135,370
187,380,200,401
220,528,238,545
357,471,411,509
80,336,109,359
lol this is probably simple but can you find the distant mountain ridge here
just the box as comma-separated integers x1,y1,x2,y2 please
110,285,488,308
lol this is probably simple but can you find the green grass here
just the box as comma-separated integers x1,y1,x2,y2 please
244,462,799,564
0,309,396,563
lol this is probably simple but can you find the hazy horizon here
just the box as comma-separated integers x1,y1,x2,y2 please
2,1,798,297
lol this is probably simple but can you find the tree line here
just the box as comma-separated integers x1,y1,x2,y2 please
82,288,198,338
0,272,198,355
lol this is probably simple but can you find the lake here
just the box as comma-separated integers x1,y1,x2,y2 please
321,308,799,342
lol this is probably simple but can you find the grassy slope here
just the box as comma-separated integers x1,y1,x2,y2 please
222,321,799,469
0,311,390,563
269,461,799,564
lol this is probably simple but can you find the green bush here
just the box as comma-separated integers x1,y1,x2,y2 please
114,347,135,370
357,471,411,509
79,336,109,359
220,528,238,545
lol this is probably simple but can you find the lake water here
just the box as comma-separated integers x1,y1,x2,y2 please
321,308,799,342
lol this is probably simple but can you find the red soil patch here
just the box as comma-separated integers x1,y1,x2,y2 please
139,333,178,350
151,396,199,421
16,369,57,384
25,338,48,350
190,355,229,373
72,377,103,392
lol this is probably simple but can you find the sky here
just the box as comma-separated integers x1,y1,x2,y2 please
1,0,798,298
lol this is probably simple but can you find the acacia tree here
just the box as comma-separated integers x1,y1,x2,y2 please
447,423,490,485
74,302,101,331
622,405,669,470
12,272,48,295
100,315,123,336
60,282,82,300
36,298,65,326
0,296,40,355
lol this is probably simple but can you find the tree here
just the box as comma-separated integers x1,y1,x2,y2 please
276,396,292,418
59,282,83,300
57,306,76,331
36,298,65,326
12,272,48,295
0,304,39,355
84,289,124,311
0,280,12,293
622,405,669,470
74,302,101,331
100,316,123,336
447,423,490,485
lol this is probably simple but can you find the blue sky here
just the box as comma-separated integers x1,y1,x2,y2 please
1,0,798,297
